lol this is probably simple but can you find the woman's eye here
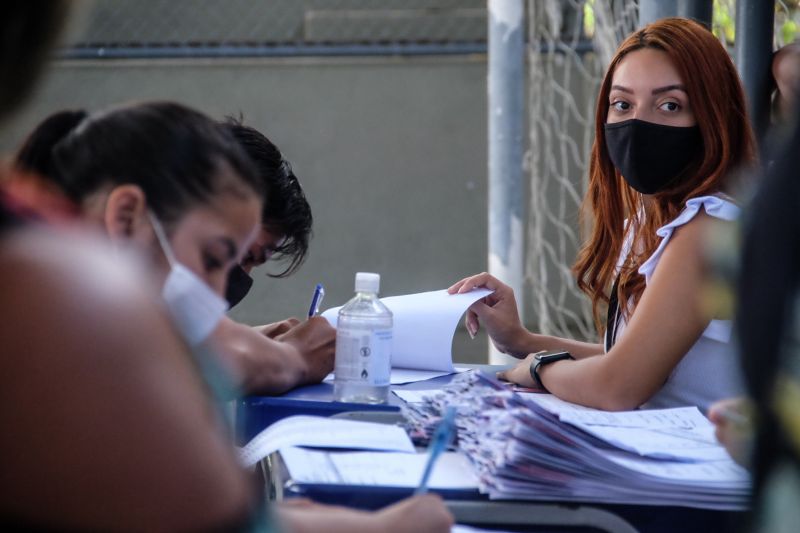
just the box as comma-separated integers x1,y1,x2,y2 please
202,253,223,271
660,101,680,112
611,101,630,112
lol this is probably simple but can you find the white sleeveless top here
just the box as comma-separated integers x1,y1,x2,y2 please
607,195,745,412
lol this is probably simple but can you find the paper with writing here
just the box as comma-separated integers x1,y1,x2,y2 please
280,447,479,489
238,415,414,467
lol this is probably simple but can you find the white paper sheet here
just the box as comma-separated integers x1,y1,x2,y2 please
529,395,709,430
451,526,516,533
322,288,492,372
600,449,751,485
238,415,415,467
393,389,438,404
280,447,479,489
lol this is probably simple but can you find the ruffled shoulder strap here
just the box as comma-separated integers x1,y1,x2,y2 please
638,195,740,284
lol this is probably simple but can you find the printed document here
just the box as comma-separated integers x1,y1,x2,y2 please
238,415,415,467
280,447,480,490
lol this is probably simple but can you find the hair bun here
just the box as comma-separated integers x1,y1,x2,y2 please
16,109,89,182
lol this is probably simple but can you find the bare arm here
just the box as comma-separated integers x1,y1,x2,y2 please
211,315,335,396
276,495,453,533
523,214,718,410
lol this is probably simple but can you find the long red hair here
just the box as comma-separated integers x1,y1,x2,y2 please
573,17,756,332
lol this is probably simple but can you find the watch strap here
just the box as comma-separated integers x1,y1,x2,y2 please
529,351,573,392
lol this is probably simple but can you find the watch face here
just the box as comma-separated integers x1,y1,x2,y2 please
535,350,571,362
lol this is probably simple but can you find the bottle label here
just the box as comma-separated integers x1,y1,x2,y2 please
335,328,392,386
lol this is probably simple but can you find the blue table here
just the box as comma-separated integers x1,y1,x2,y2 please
235,367,484,445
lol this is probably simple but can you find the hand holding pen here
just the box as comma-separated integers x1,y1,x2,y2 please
415,406,457,495
308,283,325,319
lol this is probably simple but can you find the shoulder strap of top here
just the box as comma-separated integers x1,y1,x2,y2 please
605,274,621,352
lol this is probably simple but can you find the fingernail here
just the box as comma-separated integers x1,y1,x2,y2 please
468,328,475,340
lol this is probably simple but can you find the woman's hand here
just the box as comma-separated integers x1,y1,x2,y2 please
448,272,530,357
276,494,453,533
707,397,754,468
257,318,301,339
496,352,545,389
372,494,454,533
276,317,336,385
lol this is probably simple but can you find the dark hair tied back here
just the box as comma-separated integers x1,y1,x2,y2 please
49,101,263,225
15,109,89,186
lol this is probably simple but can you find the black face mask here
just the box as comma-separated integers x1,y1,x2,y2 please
604,119,702,194
225,264,254,308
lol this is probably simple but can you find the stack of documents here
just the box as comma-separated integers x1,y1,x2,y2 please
403,372,751,510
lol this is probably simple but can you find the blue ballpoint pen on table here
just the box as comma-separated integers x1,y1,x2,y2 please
415,406,457,495
307,283,325,318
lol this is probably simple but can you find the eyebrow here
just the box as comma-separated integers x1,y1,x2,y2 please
610,84,687,95
651,84,687,95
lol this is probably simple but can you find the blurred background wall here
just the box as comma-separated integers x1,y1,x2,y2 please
0,0,497,362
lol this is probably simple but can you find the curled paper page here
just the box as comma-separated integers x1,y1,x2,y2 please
322,288,493,373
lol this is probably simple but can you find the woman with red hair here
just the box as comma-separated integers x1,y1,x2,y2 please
450,17,756,412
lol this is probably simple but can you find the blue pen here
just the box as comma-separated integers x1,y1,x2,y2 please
415,406,457,495
307,283,325,318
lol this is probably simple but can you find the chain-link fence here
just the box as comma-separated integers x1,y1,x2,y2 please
63,0,488,58
525,0,638,341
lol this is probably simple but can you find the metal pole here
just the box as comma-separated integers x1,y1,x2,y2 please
488,0,524,364
639,0,679,27
678,0,713,28
735,0,775,144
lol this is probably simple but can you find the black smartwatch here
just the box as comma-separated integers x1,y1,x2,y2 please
529,350,574,392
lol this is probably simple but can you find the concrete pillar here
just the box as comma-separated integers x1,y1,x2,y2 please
487,0,524,364
735,0,775,143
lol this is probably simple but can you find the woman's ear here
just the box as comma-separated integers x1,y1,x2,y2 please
104,185,149,244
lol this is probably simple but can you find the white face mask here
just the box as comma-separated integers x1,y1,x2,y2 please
149,211,229,346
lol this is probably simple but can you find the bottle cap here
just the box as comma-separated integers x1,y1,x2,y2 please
355,272,380,293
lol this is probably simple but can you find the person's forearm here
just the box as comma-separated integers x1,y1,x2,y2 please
537,355,646,410
505,328,602,359
276,502,378,533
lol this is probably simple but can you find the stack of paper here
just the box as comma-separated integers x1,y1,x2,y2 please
402,372,751,510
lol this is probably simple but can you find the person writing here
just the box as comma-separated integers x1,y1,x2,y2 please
451,17,756,412
13,109,334,396
211,119,336,394
6,99,453,531
222,118,314,307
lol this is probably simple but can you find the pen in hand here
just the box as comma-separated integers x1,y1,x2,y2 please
307,283,325,318
415,406,457,495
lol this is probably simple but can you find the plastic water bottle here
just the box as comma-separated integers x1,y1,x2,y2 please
334,272,393,404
